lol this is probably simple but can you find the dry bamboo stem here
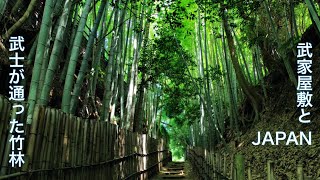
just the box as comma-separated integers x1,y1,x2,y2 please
45,109,56,169
33,106,46,169
58,112,66,178
52,110,61,168
0,103,16,175
0,96,5,163
77,119,83,166
22,105,42,172
40,108,51,169
0,97,9,168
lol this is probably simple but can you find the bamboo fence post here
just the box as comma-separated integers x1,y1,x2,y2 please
76,117,82,167
104,122,108,179
75,117,81,180
267,159,275,180
78,118,83,167
0,103,16,176
235,154,245,180
63,113,71,178
69,115,75,168
71,115,77,180
106,122,110,177
0,96,5,165
94,120,98,179
213,152,216,179
111,124,116,179
96,121,101,179
33,105,47,171
45,109,56,169
0,99,10,176
216,152,219,172
248,162,252,180
40,107,51,180
51,109,61,179
230,154,234,179
82,119,88,165
92,120,97,179
89,120,93,179
58,112,67,178
22,105,42,172
40,108,51,170
297,162,304,180
223,153,226,177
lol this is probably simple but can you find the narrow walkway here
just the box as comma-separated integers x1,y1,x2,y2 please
151,161,197,179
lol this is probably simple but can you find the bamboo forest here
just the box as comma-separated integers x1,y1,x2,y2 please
0,0,320,179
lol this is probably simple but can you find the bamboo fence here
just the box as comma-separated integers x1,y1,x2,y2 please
0,95,171,180
187,146,320,180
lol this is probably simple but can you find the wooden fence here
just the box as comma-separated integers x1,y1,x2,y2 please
0,95,171,180
187,147,228,180
187,146,320,180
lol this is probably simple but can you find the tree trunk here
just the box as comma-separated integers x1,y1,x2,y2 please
222,9,261,122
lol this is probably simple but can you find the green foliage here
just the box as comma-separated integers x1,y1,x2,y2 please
168,118,192,161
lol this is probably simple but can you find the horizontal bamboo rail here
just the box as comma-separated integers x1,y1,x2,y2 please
0,95,171,180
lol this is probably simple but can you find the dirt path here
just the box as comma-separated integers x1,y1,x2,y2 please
151,161,198,179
